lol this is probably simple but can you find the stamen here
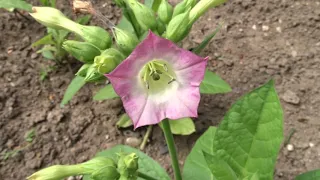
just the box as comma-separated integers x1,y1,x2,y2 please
168,78,176,84
153,62,168,72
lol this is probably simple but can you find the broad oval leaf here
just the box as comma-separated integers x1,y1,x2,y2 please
200,69,232,94
0,0,32,12
159,117,196,135
212,80,283,179
60,76,86,107
183,127,217,180
83,145,170,180
93,84,119,101
295,169,320,180
203,151,238,180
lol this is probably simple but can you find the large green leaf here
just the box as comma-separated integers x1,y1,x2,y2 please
203,152,238,180
83,145,170,180
192,24,222,54
295,169,320,180
200,69,232,94
163,117,196,135
0,0,32,12
183,127,217,180
212,80,283,179
93,84,119,101
60,76,86,107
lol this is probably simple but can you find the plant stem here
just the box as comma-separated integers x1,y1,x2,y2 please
137,171,158,180
161,119,182,180
140,125,153,150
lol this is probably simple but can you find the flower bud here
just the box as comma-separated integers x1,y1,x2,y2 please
77,25,112,50
27,157,117,180
84,65,105,82
166,9,192,42
76,64,91,77
30,7,76,31
189,0,226,23
172,0,196,17
117,153,139,180
126,0,157,31
93,48,125,74
114,27,139,55
157,20,166,35
30,7,112,50
157,0,173,24
63,40,101,63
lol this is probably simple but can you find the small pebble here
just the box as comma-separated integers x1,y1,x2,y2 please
287,144,294,151
105,134,110,140
239,28,243,32
31,53,38,59
309,142,315,148
276,27,282,33
252,24,257,30
67,176,75,180
282,90,300,105
125,137,142,147
262,25,269,31
292,50,298,57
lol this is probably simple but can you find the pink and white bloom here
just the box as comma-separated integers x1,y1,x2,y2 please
106,31,207,129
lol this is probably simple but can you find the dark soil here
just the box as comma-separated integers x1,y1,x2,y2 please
1,0,320,180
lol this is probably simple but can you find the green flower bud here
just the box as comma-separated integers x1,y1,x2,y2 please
157,20,166,35
126,0,157,31
30,7,112,50
77,25,112,50
76,64,91,77
93,48,125,74
84,65,105,82
30,7,75,31
63,40,101,63
172,0,196,17
114,27,139,55
189,0,226,23
166,9,192,42
27,157,117,180
117,153,139,180
91,165,120,180
157,0,173,24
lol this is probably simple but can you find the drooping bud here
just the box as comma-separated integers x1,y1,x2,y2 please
189,0,226,23
93,48,125,74
157,0,173,24
30,7,112,50
76,64,91,77
114,27,140,55
84,65,105,82
172,0,196,17
126,0,157,31
63,40,101,63
166,9,192,42
117,152,139,180
91,165,120,180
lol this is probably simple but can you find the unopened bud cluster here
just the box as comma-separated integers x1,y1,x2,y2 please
29,0,226,81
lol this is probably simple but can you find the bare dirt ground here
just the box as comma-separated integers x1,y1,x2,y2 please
0,0,320,179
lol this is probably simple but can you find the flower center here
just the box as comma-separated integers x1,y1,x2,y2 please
139,60,177,94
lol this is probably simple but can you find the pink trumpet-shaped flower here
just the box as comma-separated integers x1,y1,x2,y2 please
106,31,207,129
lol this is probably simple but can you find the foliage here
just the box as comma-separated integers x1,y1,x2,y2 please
0,0,32,12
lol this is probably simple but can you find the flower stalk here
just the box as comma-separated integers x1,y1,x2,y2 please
162,119,182,180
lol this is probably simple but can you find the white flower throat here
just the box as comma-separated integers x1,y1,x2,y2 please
140,60,177,93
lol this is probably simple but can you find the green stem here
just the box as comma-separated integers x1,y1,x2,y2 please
161,119,182,180
137,171,159,180
140,125,153,150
